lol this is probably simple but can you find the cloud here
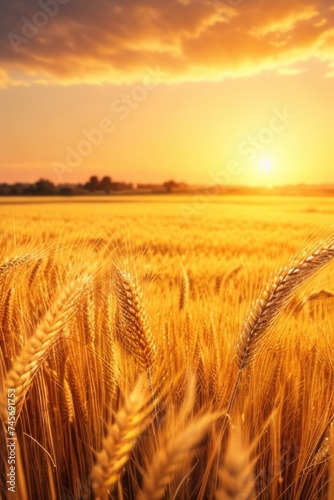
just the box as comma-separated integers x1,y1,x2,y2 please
0,0,333,86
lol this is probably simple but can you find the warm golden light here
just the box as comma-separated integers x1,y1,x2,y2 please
0,0,333,185
258,157,273,173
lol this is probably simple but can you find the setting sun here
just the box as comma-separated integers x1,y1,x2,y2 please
258,157,273,173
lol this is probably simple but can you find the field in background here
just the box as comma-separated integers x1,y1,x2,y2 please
1,195,334,499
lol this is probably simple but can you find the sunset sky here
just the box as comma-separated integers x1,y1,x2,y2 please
1,0,334,186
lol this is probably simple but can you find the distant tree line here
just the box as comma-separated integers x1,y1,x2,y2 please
0,176,186,196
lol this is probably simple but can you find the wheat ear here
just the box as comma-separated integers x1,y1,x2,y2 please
65,361,89,423
91,376,154,499
179,267,190,311
139,413,214,500
238,243,334,370
48,367,74,425
0,254,36,281
225,241,334,418
114,268,156,372
0,275,93,419
215,424,255,500
0,287,15,360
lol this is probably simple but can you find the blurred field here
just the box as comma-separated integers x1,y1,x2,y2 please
1,195,334,499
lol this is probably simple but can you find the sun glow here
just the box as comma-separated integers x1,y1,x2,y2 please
258,157,273,173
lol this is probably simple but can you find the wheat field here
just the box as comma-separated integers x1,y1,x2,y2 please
1,195,334,499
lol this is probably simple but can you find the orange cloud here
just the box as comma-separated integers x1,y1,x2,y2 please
0,0,334,86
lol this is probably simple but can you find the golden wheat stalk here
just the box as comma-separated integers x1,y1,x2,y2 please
224,240,334,424
91,376,154,499
139,413,214,500
0,250,44,283
237,243,334,371
0,275,93,418
62,377,75,424
114,267,156,372
0,287,14,358
82,294,96,345
65,361,89,423
215,423,255,500
139,375,208,499
179,267,190,311
0,254,33,279
48,367,74,425
28,260,42,286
